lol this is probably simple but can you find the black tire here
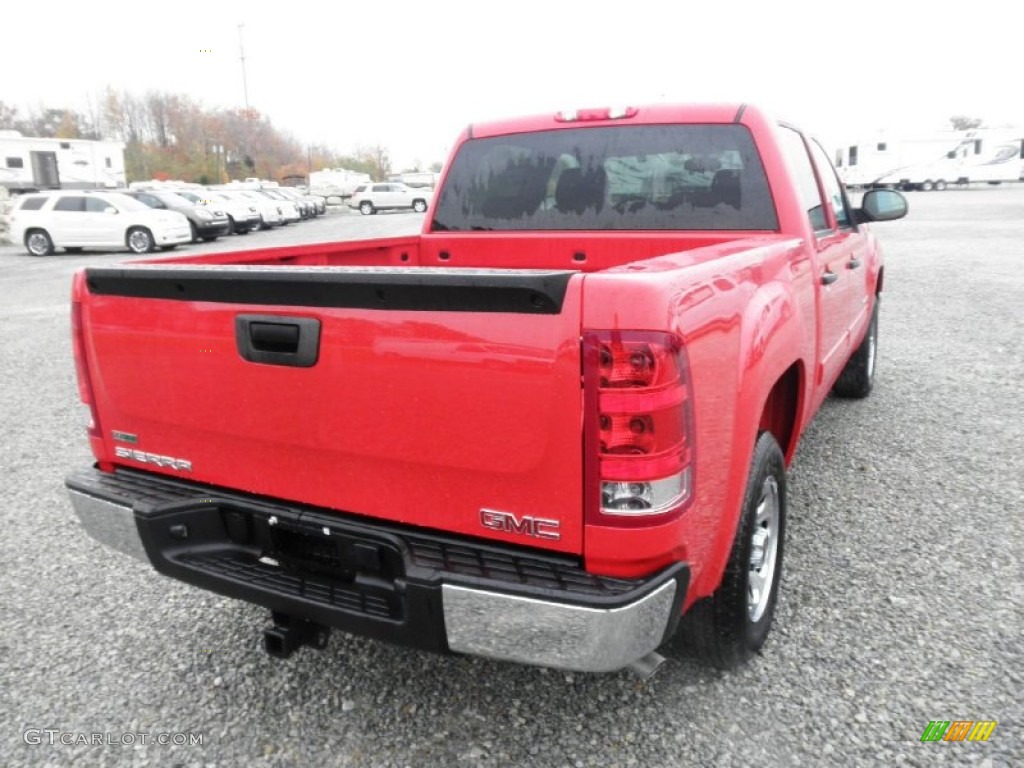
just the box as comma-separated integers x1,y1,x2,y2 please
64,247,83,254
934,180,947,192
359,201,375,216
920,180,934,192
681,432,786,669
127,227,156,254
227,215,239,234
189,221,200,243
833,299,879,399
412,199,428,213
25,229,54,257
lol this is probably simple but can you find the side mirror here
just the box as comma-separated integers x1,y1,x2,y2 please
856,189,908,223
104,206,118,215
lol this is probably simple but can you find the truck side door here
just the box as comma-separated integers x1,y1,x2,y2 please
806,139,873,345
778,127,857,389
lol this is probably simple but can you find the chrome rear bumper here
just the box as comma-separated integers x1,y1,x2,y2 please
443,581,678,672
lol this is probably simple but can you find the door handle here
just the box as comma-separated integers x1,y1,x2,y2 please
847,258,862,270
821,271,839,286
235,314,320,367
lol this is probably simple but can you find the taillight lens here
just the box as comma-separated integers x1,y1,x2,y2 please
584,330,695,526
71,299,102,439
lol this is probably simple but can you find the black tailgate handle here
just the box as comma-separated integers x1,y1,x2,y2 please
235,314,320,367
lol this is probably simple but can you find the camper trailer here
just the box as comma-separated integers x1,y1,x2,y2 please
387,171,440,189
308,168,372,201
0,132,126,194
835,129,1024,190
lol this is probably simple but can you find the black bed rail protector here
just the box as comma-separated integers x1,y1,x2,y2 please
82,266,575,314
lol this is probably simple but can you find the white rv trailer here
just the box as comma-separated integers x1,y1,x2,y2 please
0,132,126,193
387,171,440,189
308,168,372,201
835,129,1024,190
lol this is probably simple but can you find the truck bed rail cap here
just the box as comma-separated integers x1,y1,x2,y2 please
83,266,576,314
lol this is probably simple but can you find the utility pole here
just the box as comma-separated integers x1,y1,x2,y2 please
238,24,250,110
238,22,252,181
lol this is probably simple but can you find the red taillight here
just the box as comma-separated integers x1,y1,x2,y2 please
71,298,102,439
584,330,695,527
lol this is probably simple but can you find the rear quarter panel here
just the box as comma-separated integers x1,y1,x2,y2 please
582,235,815,602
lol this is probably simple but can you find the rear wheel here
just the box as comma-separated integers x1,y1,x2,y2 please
412,199,428,213
189,221,200,242
920,180,934,191
934,180,947,191
25,230,54,257
126,227,155,254
833,299,879,398
682,432,786,669
359,201,375,215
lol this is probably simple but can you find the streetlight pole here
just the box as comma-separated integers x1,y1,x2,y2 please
238,24,250,110
238,22,252,181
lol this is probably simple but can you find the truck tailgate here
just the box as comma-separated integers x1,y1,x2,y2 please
79,266,585,554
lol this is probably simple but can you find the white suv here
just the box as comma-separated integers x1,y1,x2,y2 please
9,191,192,256
348,183,431,215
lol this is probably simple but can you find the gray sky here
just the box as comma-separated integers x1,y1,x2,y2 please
4,0,1021,169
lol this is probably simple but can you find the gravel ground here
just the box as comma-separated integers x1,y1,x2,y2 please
0,191,1020,767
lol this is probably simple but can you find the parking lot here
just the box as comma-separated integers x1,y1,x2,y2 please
1,190,1020,767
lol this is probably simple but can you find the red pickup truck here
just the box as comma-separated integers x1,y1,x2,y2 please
66,104,907,675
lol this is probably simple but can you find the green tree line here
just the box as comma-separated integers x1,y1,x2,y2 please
0,89,407,183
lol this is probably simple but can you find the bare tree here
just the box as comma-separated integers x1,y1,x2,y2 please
0,101,20,130
356,144,392,180
146,92,172,148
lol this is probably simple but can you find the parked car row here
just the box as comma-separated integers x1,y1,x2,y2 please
6,183,327,256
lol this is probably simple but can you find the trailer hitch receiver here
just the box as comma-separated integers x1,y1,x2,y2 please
263,612,331,659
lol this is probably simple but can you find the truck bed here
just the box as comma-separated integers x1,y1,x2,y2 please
139,231,771,272
76,230,785,558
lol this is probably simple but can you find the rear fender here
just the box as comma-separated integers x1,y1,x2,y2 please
691,281,807,600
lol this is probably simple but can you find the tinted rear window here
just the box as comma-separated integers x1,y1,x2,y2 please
17,196,46,211
54,196,85,212
431,124,778,231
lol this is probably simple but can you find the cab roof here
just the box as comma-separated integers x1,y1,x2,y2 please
466,103,766,140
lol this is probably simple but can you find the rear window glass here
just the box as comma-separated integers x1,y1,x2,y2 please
104,193,150,212
431,124,778,231
54,196,85,212
17,196,46,210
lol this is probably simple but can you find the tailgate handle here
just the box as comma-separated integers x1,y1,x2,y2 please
251,322,299,352
235,314,320,367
